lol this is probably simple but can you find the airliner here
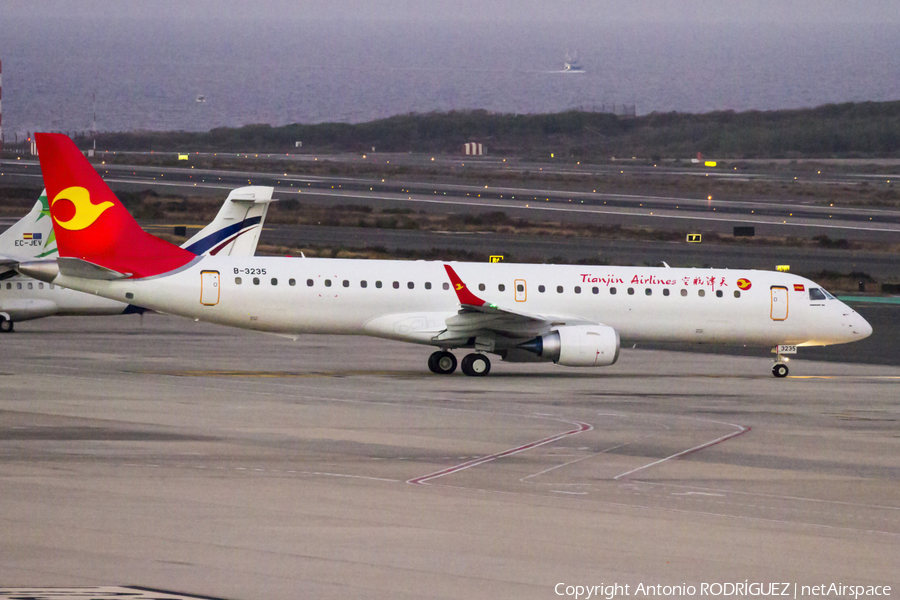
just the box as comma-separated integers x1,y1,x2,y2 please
1,184,275,332
17,133,872,377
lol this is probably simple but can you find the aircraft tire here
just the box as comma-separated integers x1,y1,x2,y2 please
461,353,491,377
428,350,457,375
772,363,789,378
0,317,13,333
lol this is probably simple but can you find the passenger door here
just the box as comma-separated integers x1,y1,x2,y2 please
770,286,788,320
200,270,220,306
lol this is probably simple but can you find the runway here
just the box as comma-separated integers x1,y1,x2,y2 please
1,316,898,599
4,158,900,244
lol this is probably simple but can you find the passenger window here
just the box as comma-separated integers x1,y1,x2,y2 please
716,290,723,298
50,284,55,289
307,279,314,286
538,285,546,293
407,282,414,289
361,280,368,288
645,288,651,296
478,283,485,291
28,283,33,290
574,286,581,294
253,277,260,285
809,288,827,301
425,282,432,290
734,290,741,298
516,284,523,293
557,286,563,293
627,287,634,295
698,289,705,297
325,279,332,287
681,289,687,297
610,287,617,295
592,287,599,294
663,288,670,296
393,281,399,289
271,278,278,286
500,284,507,292
235,277,242,285
39,283,44,289
343,280,350,287
5,283,10,289
377,281,383,288
289,279,296,286
442,282,449,290
17,283,22,290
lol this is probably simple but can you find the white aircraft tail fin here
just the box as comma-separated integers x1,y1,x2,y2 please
0,190,57,263
181,186,275,256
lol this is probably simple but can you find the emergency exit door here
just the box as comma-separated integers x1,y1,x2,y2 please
770,286,788,320
200,270,220,306
514,279,527,302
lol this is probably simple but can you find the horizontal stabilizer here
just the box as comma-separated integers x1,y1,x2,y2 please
59,257,131,280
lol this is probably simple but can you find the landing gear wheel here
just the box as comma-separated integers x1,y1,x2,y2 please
772,363,789,378
461,353,491,377
0,317,13,333
428,350,457,375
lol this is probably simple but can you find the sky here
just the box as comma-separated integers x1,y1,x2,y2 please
3,0,900,24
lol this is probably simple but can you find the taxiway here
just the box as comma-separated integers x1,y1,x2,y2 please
1,316,898,599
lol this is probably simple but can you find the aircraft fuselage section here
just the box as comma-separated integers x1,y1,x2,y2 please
48,257,869,349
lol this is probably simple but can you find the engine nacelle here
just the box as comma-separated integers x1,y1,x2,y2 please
519,325,620,367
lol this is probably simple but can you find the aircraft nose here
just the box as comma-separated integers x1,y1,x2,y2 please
856,314,873,340
842,306,872,341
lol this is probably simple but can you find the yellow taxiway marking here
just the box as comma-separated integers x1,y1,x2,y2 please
789,375,900,380
133,370,399,378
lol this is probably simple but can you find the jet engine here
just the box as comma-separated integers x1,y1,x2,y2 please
518,325,620,367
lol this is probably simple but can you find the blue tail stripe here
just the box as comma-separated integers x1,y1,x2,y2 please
183,217,262,255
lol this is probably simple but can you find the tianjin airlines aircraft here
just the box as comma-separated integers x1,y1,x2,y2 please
17,133,872,377
1,185,275,331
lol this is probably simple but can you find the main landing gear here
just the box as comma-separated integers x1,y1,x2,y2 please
427,350,491,376
0,316,13,333
428,350,457,375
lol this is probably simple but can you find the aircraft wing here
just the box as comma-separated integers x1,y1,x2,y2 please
435,264,596,343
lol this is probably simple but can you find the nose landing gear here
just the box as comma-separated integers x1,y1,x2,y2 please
771,345,794,378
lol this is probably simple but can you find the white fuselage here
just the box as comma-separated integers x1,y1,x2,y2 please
47,257,871,349
0,274,128,321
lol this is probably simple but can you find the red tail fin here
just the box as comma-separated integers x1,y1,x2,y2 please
35,133,195,278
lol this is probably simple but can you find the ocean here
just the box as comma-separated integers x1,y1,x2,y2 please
1,15,899,136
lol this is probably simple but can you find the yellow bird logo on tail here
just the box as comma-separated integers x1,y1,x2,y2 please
51,186,114,231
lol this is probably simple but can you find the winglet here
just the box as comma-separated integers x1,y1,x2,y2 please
444,264,486,306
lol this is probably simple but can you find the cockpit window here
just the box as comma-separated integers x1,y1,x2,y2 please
823,289,837,300
809,288,827,301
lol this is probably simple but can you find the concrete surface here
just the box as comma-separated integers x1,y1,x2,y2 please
1,316,898,599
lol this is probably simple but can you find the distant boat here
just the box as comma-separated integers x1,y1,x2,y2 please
562,52,585,74
196,94,207,103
